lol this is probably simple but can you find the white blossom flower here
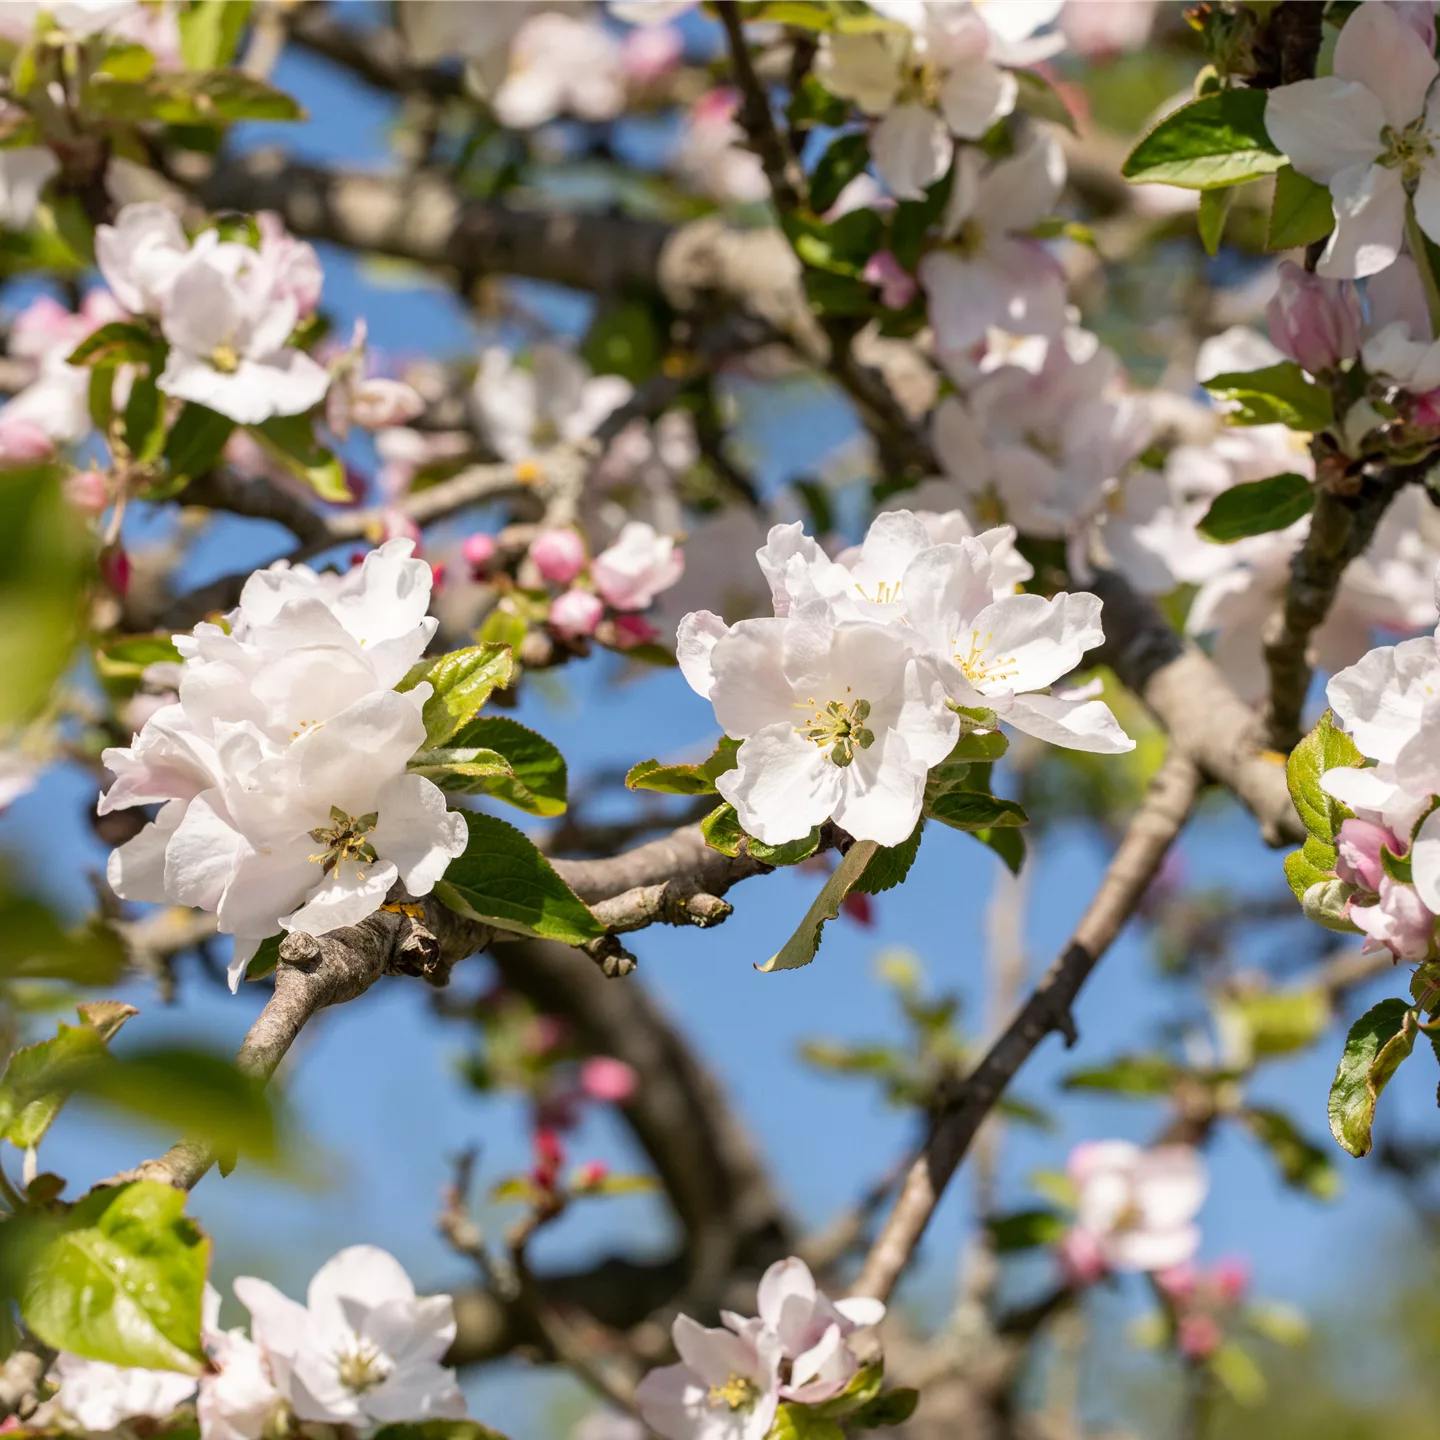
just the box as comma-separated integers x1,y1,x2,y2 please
198,1284,285,1440
634,1312,783,1440
592,521,686,612
1,290,125,442
920,129,1068,353
870,102,953,199
1359,253,1440,391
0,0,140,40
471,345,631,462
494,12,626,128
157,230,331,425
96,202,189,315
50,1354,197,1432
0,145,57,229
1265,1,1440,277
902,537,1134,753
675,88,770,204
683,601,957,846
1066,1141,1207,1273
235,1246,465,1428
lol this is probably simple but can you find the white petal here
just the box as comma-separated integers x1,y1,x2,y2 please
967,590,1105,693
1103,1224,1200,1273
106,800,184,904
938,55,1016,140
709,617,799,737
370,774,467,895
677,609,730,698
830,734,927,846
1332,0,1437,130
1413,162,1440,254
716,723,843,845
1412,807,1440,913
283,858,398,936
1004,691,1135,753
870,104,951,200
1264,78,1387,184
164,789,245,911
1318,162,1405,279
1325,636,1438,761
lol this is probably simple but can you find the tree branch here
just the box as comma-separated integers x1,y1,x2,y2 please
850,749,1203,1302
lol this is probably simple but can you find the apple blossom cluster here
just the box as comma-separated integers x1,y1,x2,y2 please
99,540,467,990
44,1246,465,1437
1290,579,1440,962
634,1256,886,1440
1058,1140,1207,1284
676,508,1133,848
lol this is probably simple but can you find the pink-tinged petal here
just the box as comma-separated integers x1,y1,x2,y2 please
1134,1145,1208,1229
784,1323,855,1403
1004,692,1134,754
1264,79,1387,184
363,1362,465,1423
978,127,1066,233
1332,0,1437,129
920,250,1006,353
1067,1138,1141,1184
756,1257,817,1336
1318,162,1406,279
1102,1224,1201,1273
716,722,843,845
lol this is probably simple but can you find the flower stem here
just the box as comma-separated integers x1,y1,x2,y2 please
1404,198,1440,337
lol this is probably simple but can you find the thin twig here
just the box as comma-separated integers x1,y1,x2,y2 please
851,750,1204,1302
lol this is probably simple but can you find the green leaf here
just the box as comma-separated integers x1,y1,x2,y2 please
372,1420,512,1440
1221,988,1330,1058
123,375,165,463
84,70,303,124
699,802,822,866
407,747,515,789
1283,846,1332,902
1287,709,1362,845
851,1388,920,1429
252,416,350,503
581,300,661,387
0,884,126,985
245,934,281,982
94,633,181,685
787,73,847,127
73,1045,288,1170
811,1363,884,1421
476,607,528,651
798,1040,903,1078
809,132,871,215
21,1180,209,1373
1197,185,1233,256
853,821,922,895
1268,164,1335,251
1209,1341,1266,1405
626,737,739,797
1121,89,1284,189
1382,844,1414,884
1328,997,1415,1157
759,840,878,973
401,644,515,747
1202,363,1333,430
66,321,160,369
770,1403,846,1440
925,791,1028,831
1062,1053,1179,1096
445,716,567,817
974,825,1025,875
178,0,253,68
1242,1106,1339,1199
949,730,1009,762
985,1207,1067,1253
0,1016,114,1148
435,812,603,946
1197,472,1313,543
162,403,234,484
803,268,877,317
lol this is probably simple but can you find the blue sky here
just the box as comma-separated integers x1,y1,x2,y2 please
2,21,1436,1437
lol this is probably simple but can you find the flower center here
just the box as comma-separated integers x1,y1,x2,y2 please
708,1372,759,1412
952,217,987,258
796,690,875,768
1381,118,1437,183
308,805,379,876
336,1339,391,1394
955,630,1019,689
210,343,241,374
854,579,902,605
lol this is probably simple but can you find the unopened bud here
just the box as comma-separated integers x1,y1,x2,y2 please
579,1056,638,1103
463,532,497,573
0,418,54,470
63,466,109,515
1301,878,1361,933
530,528,587,586
550,588,604,639
862,249,917,310
1265,261,1360,375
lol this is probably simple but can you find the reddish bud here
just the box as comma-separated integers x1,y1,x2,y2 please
579,1056,638,1104
530,528,587,586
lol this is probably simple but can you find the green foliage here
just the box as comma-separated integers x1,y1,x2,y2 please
400,644,516,747
986,1207,1068,1253
809,132,870,215
1268,165,1335,250
1197,472,1313,542
1243,1106,1339,1199
252,415,350,503
1121,89,1284,189
83,70,304,124
1201,364,1334,430
435,812,603,946
1012,69,1076,133
66,321,161,369
581,300,662,386
770,1404,845,1440
162,403,235,485
1287,710,1362,847
442,716,568,816
852,822,922,895
1328,998,1416,1158
0,1005,132,1149
1220,988,1331,1058
372,1423,512,1440
700,802,822,865
759,840,878,973
408,747,515,789
178,1,254,70
925,791,1028,831
1198,185,1233,256
0,883,126,985
626,737,739,796
1062,1053,1179,1096
21,1180,209,1372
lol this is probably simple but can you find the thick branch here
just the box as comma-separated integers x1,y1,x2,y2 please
851,750,1203,1302
1089,566,1303,847
1262,473,1408,752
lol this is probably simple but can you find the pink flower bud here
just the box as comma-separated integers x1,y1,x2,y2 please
1414,387,1440,428
580,1056,638,1104
1350,876,1437,963
1265,260,1361,375
611,613,659,649
1177,1313,1224,1360
349,378,425,432
0,418,53,469
530,528,588,586
100,547,130,596
550,588,604,639
622,23,682,84
429,561,447,592
63,467,110,515
862,249,917,310
1058,1227,1107,1287
575,1160,610,1190
1335,817,1395,893
1155,1261,1199,1301
463,533,497,573
1209,1256,1250,1305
